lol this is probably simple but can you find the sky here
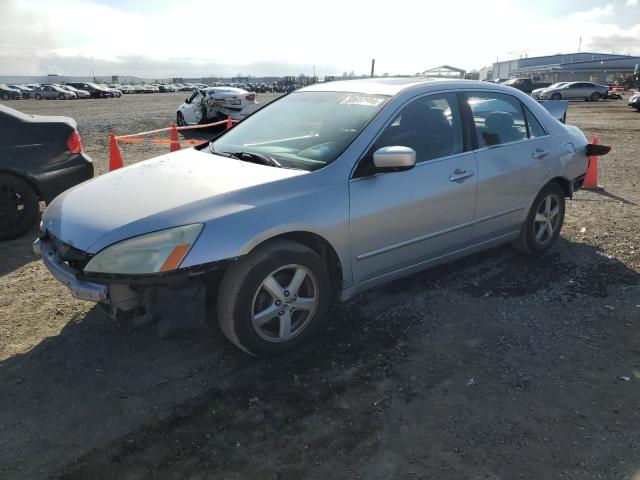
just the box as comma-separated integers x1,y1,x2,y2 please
0,0,639,78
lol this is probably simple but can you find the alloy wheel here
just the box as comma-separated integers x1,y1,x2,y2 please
251,264,319,342
533,194,561,244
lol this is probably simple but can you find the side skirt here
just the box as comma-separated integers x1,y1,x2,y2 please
339,229,521,302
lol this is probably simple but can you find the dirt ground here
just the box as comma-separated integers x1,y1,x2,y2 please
0,94,639,480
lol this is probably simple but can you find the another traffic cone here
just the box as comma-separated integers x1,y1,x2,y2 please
169,123,181,152
108,133,124,171
226,115,233,129
583,136,603,190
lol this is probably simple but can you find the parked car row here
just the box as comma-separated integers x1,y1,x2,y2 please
0,82,123,100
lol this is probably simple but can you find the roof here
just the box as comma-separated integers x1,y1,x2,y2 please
300,77,447,96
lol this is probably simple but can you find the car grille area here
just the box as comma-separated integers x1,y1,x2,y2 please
49,234,90,271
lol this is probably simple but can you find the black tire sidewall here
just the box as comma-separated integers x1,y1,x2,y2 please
0,174,39,241
551,93,561,100
220,243,330,356
177,113,185,126
522,182,565,255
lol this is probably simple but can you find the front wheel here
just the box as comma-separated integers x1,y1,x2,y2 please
35,93,42,100
0,174,40,241
217,239,331,357
551,93,561,100
590,92,600,102
176,112,186,127
58,93,65,99
512,182,565,255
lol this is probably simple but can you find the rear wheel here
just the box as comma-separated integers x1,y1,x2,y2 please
551,93,561,100
1,93,8,100
512,182,565,256
589,92,600,102
217,239,330,357
0,174,39,241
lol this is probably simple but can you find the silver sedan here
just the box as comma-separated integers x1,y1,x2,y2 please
538,81,609,101
34,78,605,356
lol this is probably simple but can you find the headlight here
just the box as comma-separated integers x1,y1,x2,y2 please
84,224,203,274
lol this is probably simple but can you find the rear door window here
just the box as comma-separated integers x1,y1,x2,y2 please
524,107,547,138
463,92,527,147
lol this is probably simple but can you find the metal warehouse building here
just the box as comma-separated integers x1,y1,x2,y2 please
490,52,640,84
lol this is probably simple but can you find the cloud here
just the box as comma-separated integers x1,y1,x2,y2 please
568,4,614,23
627,0,639,7
586,24,640,53
0,0,639,78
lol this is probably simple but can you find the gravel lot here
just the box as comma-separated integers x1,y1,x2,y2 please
0,94,639,480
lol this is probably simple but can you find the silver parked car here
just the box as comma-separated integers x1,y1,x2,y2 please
58,84,91,99
34,78,607,356
538,81,608,101
33,85,77,100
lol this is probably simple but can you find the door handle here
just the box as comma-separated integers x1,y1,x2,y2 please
449,169,475,181
532,148,550,159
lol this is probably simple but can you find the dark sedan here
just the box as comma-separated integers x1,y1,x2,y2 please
65,82,111,98
0,105,94,240
0,85,22,100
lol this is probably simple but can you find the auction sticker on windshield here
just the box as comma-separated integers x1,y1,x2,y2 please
340,95,386,107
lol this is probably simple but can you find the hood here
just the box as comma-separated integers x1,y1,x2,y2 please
43,148,307,252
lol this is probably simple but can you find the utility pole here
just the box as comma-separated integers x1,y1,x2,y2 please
371,59,375,78
90,68,95,81
578,36,582,52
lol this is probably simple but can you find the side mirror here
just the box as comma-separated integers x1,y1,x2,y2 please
373,146,416,172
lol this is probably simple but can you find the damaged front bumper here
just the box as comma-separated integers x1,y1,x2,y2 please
33,236,230,327
33,237,108,302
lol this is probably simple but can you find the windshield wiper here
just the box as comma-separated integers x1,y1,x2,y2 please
222,150,281,168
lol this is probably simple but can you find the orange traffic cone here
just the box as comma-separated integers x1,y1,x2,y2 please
583,136,603,190
226,115,233,129
108,133,124,171
169,123,181,152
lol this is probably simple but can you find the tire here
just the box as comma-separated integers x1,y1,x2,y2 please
0,174,39,241
35,93,42,100
589,92,600,102
551,93,561,100
58,93,65,100
176,112,186,127
512,182,565,256
217,239,331,357
1,93,8,100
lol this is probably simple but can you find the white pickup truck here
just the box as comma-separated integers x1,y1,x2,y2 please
176,87,259,126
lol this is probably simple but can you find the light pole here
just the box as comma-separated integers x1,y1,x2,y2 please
90,68,95,82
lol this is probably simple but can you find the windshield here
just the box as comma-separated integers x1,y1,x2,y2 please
549,82,567,89
210,91,390,171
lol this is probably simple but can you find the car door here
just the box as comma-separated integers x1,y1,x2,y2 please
462,91,554,241
567,83,584,99
349,92,478,285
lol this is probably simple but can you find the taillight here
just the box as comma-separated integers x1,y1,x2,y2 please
245,94,255,102
67,131,83,153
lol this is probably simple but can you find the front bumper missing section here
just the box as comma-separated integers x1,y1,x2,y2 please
33,237,108,302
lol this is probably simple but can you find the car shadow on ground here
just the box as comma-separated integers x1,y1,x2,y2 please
0,228,40,276
1,238,639,479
